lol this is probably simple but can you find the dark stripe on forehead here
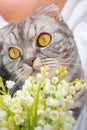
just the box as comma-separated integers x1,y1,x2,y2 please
12,31,19,41
17,24,24,41
56,28,72,38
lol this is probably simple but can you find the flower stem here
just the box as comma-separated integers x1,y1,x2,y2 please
27,108,31,130
33,81,42,129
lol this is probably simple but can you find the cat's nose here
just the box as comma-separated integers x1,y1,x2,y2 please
24,57,35,66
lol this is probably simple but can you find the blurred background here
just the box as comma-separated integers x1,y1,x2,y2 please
0,0,66,22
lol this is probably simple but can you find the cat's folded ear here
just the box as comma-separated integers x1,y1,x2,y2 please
31,3,63,22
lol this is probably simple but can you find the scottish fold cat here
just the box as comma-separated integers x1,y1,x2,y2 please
0,4,86,119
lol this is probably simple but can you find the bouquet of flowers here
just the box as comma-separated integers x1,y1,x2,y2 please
0,66,87,130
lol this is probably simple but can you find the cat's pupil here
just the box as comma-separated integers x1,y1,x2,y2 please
8,47,21,59
37,33,51,47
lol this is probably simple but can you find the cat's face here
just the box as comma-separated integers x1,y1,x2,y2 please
0,4,82,92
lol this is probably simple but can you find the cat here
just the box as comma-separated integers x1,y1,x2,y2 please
0,4,86,118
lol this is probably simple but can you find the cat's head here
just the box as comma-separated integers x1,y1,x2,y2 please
0,4,83,92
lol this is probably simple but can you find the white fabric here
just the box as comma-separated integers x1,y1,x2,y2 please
0,1,87,129
62,0,87,80
62,0,87,130
0,16,8,28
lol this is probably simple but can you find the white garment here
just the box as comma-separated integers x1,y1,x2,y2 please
0,16,8,28
62,0,87,80
62,0,87,130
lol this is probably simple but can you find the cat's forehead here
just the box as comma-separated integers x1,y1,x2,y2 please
30,15,59,34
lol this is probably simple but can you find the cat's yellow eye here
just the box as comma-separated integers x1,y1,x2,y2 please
37,33,52,47
8,47,21,59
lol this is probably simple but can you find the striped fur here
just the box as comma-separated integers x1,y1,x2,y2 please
0,4,83,93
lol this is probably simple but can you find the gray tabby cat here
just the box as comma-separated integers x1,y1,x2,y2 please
0,4,86,118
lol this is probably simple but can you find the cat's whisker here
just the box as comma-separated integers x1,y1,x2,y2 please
42,61,57,66
41,57,58,66
3,61,16,67
57,62,80,66
10,67,24,81
41,58,57,62
3,62,23,75
41,60,57,64
41,61,80,67
15,66,32,83
45,64,56,67
10,68,31,96
14,67,24,75
10,78,24,96
60,59,80,62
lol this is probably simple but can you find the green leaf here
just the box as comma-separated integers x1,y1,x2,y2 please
0,77,4,88
0,76,6,94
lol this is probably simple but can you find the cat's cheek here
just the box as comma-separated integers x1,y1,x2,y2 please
2,56,9,66
2,56,19,72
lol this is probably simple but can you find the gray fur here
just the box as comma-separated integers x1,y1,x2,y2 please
0,4,83,94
